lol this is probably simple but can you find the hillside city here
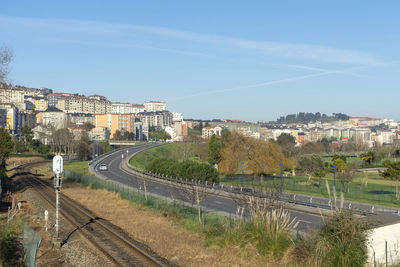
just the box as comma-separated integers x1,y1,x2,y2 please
2,2,400,267
1,83,399,148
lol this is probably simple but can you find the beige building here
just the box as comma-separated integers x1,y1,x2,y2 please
0,86,46,111
56,95,111,114
89,126,110,141
132,104,145,114
202,126,222,139
31,97,48,111
349,117,382,127
94,113,135,139
0,103,19,133
144,101,167,112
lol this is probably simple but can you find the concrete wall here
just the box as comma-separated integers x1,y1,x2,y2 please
368,223,400,266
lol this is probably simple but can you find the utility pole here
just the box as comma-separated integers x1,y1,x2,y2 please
52,155,63,240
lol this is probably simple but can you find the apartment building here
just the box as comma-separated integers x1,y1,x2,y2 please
134,120,144,141
132,104,145,114
349,117,382,127
67,113,95,125
42,107,68,130
137,111,173,129
89,126,110,141
47,92,72,107
0,103,19,134
111,102,133,114
144,101,167,112
172,112,183,122
378,130,396,145
202,126,222,139
88,94,107,101
94,113,135,139
24,96,48,111
56,95,111,114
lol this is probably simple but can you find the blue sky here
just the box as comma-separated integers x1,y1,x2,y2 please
1,1,399,121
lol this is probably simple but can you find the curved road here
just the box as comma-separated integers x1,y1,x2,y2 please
95,145,323,231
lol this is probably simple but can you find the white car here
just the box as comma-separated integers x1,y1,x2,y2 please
98,164,108,171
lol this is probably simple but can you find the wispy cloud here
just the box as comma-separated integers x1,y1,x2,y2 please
0,15,377,65
168,66,364,101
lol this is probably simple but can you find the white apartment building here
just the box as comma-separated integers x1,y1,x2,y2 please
144,101,167,112
112,102,133,114
42,107,68,130
378,130,396,144
165,126,177,140
132,104,145,114
172,112,183,122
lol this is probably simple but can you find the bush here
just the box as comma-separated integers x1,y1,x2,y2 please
0,219,23,265
146,158,219,183
205,208,298,259
294,210,370,267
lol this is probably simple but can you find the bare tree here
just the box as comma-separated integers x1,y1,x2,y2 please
0,46,13,83
171,180,214,225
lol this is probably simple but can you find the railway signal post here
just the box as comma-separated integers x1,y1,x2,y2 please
52,155,63,239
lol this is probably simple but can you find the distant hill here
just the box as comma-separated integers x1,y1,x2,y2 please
275,112,350,124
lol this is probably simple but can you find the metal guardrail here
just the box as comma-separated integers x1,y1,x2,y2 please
93,146,400,217
126,164,400,216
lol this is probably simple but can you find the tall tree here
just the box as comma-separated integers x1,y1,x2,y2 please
248,139,293,175
277,133,297,157
297,154,325,182
380,160,400,200
159,130,171,141
208,134,221,164
77,132,91,160
0,128,14,168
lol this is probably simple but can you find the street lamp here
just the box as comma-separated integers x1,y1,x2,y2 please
241,162,244,188
92,137,96,166
332,164,336,190
280,163,283,193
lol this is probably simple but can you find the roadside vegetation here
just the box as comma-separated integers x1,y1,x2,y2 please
64,159,371,266
130,131,400,207
0,217,23,266
64,160,94,177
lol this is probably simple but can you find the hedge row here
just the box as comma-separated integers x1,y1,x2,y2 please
145,158,219,183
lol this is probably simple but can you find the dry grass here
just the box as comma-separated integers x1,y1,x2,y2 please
34,165,270,266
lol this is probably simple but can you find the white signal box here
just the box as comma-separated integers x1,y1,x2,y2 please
52,155,63,175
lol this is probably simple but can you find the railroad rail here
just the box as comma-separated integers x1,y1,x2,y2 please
20,161,167,267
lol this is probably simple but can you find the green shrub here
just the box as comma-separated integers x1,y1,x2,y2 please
146,158,219,183
294,210,370,267
0,219,23,265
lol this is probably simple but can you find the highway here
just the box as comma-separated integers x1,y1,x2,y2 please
94,145,324,232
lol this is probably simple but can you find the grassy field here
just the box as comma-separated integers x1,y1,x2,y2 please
128,144,400,207
63,161,93,177
222,174,400,207
129,143,174,169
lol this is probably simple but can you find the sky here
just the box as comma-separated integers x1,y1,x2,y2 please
1,1,400,121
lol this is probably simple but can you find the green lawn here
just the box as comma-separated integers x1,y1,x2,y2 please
63,161,94,177
129,143,174,169
129,145,400,207
222,174,400,207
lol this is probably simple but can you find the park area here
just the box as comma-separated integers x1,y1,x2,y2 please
129,142,400,208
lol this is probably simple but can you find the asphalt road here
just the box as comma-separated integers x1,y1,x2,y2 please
95,145,324,231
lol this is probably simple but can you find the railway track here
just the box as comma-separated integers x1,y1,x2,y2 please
20,161,167,267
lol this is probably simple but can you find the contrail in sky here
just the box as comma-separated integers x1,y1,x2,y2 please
168,66,367,101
